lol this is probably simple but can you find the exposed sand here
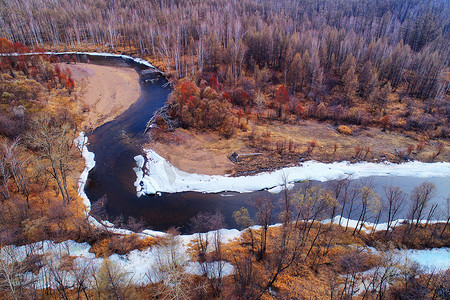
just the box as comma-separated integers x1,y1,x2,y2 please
66,63,141,129
147,129,237,175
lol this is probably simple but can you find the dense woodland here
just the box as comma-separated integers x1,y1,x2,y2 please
1,0,449,132
0,0,449,299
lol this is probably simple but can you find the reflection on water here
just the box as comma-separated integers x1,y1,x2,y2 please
83,56,450,233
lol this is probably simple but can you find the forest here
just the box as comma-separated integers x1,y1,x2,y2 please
0,0,449,299
1,0,449,141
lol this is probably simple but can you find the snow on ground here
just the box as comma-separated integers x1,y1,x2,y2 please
405,248,450,271
3,229,238,288
75,132,95,212
135,149,450,195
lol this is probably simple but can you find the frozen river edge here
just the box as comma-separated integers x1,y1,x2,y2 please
134,148,450,196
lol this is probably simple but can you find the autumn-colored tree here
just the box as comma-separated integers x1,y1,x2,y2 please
353,185,380,235
342,65,358,104
287,52,302,91
274,85,289,118
358,60,377,98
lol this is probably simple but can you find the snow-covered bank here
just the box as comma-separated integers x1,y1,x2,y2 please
135,149,450,195
1,51,158,70
75,133,154,234
321,216,444,234
3,237,235,288
405,248,450,271
75,132,96,212
4,232,446,289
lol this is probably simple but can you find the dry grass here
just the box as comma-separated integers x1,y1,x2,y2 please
147,118,449,176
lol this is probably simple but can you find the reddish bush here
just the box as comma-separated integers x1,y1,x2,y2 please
333,142,338,154
407,144,414,155
294,103,304,119
0,37,14,53
307,140,318,154
13,42,29,54
432,143,444,160
65,77,75,94
275,85,289,105
209,76,218,90
170,79,233,136
416,141,426,153
222,91,231,102
354,145,362,159
231,87,252,109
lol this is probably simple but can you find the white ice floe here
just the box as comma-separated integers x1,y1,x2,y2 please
135,149,450,196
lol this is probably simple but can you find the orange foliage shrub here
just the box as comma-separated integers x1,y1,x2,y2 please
380,115,390,131
337,125,352,135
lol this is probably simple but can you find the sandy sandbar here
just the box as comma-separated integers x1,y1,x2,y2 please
66,63,141,129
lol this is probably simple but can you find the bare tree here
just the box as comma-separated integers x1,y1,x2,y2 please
0,245,35,299
94,258,134,300
326,176,349,226
360,245,402,300
26,113,76,204
1,140,30,206
254,197,274,261
408,182,436,230
0,154,11,200
232,250,257,299
70,257,96,299
384,185,407,235
148,228,201,299
339,249,366,299
191,211,226,296
353,185,380,235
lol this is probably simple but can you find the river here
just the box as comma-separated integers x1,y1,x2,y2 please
80,55,449,233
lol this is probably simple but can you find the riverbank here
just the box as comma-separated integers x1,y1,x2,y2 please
66,62,142,129
145,119,449,176
134,148,450,196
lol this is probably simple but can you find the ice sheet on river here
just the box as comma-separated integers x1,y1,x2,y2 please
134,149,450,196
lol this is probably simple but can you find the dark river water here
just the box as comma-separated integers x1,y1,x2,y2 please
81,55,449,233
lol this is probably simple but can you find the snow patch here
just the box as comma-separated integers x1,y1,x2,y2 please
405,248,450,271
1,51,157,70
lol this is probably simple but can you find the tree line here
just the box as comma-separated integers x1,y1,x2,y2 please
0,0,448,102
